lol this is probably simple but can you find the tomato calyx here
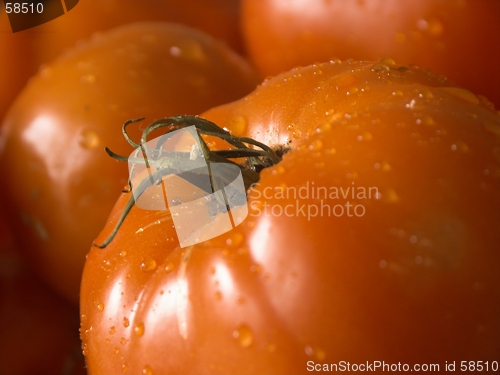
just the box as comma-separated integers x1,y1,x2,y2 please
93,115,282,249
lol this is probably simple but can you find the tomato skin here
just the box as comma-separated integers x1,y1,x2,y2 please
33,0,244,62
81,61,500,373
0,22,259,304
0,212,85,375
0,14,34,123
242,0,500,106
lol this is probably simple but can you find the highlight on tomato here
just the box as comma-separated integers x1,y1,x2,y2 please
80,59,500,374
0,22,259,304
242,0,500,106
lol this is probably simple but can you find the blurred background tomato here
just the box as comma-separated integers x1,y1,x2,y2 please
1,0,243,122
242,0,500,106
0,212,85,375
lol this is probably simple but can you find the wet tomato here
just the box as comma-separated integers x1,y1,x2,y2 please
242,0,500,106
0,212,85,375
81,60,500,374
0,22,259,304
33,0,245,65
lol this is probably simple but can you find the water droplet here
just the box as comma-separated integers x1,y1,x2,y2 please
78,128,100,149
484,121,500,136
165,261,175,272
97,303,105,311
233,324,253,348
120,337,126,345
322,74,357,90
226,232,244,247
105,339,110,344
141,258,157,272
378,57,396,65
109,326,116,334
417,18,443,36
123,317,130,327
119,251,127,258
80,74,96,84
142,365,153,375
347,86,359,95
308,139,323,151
170,40,206,61
229,116,247,135
371,63,390,72
122,363,129,372
135,322,145,337
114,347,120,354
392,90,403,97
419,88,434,99
440,87,479,104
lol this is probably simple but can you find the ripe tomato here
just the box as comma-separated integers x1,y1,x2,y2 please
0,22,259,304
0,13,34,122
81,60,500,374
32,0,245,64
242,0,500,106
0,212,85,375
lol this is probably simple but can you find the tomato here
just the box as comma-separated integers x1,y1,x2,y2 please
81,60,500,374
0,212,85,375
0,22,259,304
242,0,500,106
0,13,34,122
32,0,245,65
1,0,244,144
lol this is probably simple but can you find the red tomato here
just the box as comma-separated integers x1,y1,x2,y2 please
0,212,85,375
0,13,34,122
33,0,245,63
242,0,500,106
0,22,259,304
81,60,500,374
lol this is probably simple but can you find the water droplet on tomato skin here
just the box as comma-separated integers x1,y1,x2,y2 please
233,324,253,348
142,365,154,375
378,57,396,65
97,302,105,311
109,326,116,334
123,317,130,327
120,337,127,345
308,139,323,151
78,128,100,149
228,116,247,135
135,322,145,337
141,257,157,272
165,261,175,272
371,63,390,72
